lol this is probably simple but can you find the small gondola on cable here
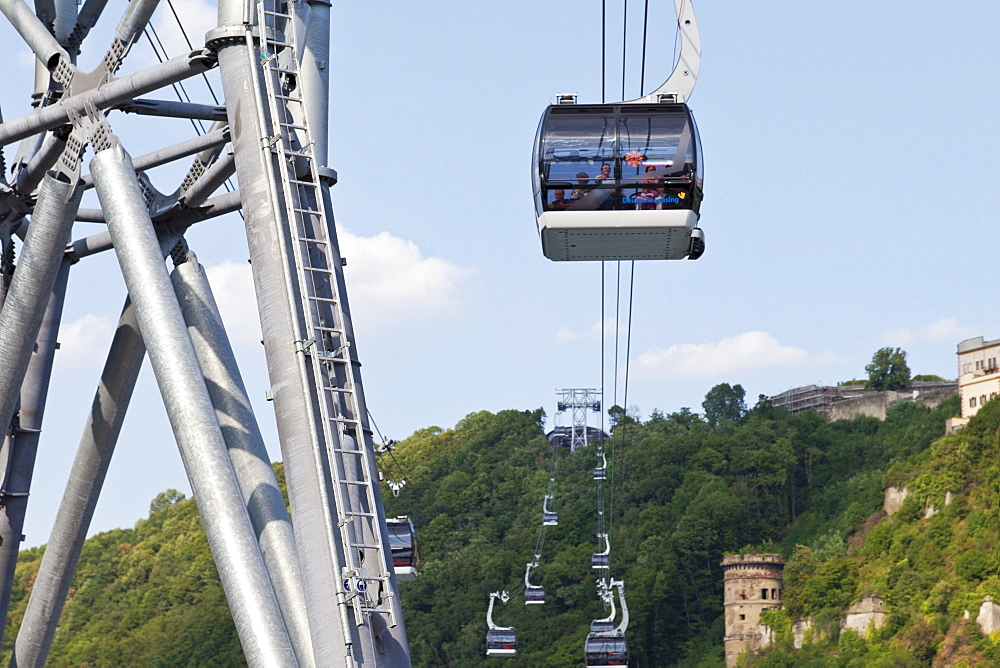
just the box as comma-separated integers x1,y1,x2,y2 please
542,493,558,526
386,516,419,581
585,579,630,667
485,591,517,657
524,559,545,605
584,633,629,667
531,0,705,262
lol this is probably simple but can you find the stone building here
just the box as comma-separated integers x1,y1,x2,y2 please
721,553,784,667
947,336,1000,432
769,381,956,421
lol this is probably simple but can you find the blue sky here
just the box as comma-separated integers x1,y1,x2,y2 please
3,1,1000,544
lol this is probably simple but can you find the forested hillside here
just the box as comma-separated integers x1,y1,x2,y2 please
753,398,1000,666
0,390,964,665
382,392,960,665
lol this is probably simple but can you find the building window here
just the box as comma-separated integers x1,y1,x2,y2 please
739,614,746,621
983,395,988,406
772,588,778,599
972,397,978,408
761,589,768,600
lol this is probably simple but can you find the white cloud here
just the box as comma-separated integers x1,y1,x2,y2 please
204,261,262,345
554,317,628,345
339,230,474,326
634,331,815,380
55,314,117,369
152,0,217,56
883,318,977,347
200,232,472,338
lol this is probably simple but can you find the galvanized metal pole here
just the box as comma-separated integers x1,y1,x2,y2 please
91,142,297,667
0,171,80,455
171,252,314,666
0,258,70,649
211,20,353,666
12,296,144,668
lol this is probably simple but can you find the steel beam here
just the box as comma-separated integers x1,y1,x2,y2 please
11,296,143,668
0,171,80,457
80,127,230,189
172,253,314,666
178,149,235,208
72,188,242,227
0,0,71,70
0,50,217,147
91,143,296,667
0,259,69,650
117,99,228,122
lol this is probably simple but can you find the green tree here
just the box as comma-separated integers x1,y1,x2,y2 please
701,383,746,426
865,347,911,391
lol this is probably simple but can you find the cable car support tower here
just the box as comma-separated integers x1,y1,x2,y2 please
0,0,408,664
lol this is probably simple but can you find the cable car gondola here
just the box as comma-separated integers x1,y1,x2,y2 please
533,102,704,262
593,450,607,481
531,0,704,263
591,532,610,569
586,580,630,667
486,629,517,657
524,559,545,605
584,633,629,667
590,620,615,634
486,591,516,657
386,516,419,581
525,586,545,605
542,494,558,526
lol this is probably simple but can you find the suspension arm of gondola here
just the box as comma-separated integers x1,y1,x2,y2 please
626,0,699,104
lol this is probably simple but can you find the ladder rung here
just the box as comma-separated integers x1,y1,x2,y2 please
297,237,329,245
332,447,364,454
309,295,339,304
293,207,322,215
303,266,333,274
281,122,308,130
350,543,384,550
289,178,316,185
340,481,373,488
262,9,291,17
343,510,376,516
323,386,353,393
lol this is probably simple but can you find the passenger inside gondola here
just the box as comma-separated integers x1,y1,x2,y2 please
548,189,571,210
570,172,591,200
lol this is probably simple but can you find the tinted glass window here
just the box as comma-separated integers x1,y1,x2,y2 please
542,114,616,183
618,113,692,180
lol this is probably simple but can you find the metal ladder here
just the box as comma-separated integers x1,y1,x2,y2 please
245,0,396,629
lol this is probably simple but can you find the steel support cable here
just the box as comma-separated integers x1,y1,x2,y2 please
608,261,634,549
366,408,412,488
601,0,606,103
640,0,649,95
621,0,627,101
143,23,205,137
142,17,236,196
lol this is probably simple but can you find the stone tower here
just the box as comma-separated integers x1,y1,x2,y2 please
721,553,784,667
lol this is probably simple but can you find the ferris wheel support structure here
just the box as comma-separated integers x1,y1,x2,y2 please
0,0,410,663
